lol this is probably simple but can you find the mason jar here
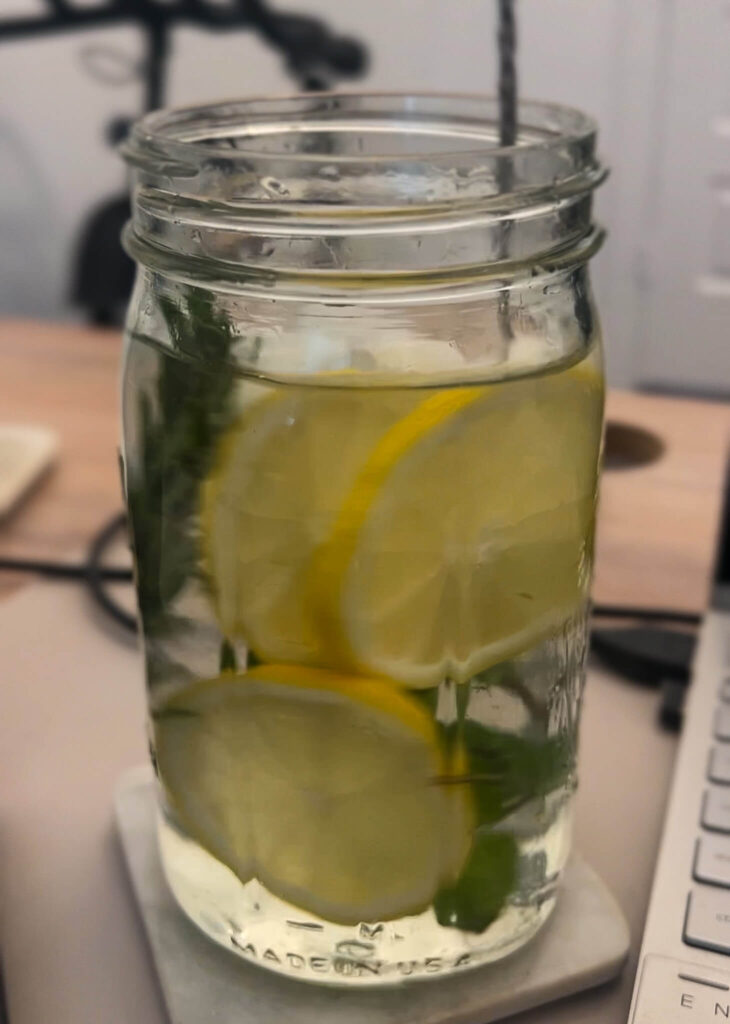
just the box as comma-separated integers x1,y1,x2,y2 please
120,93,606,986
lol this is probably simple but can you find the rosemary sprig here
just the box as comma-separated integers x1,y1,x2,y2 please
125,286,236,636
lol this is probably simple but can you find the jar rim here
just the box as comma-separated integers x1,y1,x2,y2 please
124,91,600,188
122,92,606,293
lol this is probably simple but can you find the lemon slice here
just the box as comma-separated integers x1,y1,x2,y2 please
313,358,603,687
154,665,472,924
201,386,420,664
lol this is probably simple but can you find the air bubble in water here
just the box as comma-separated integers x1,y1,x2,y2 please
319,164,341,181
261,176,291,197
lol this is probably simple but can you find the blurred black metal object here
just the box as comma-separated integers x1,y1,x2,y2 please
0,1,368,325
0,2,367,108
592,603,701,626
72,195,133,326
591,626,696,687
590,622,698,735
659,677,688,733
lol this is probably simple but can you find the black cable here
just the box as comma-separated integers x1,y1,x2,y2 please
0,556,132,582
592,604,702,626
85,511,138,632
0,513,137,630
79,44,140,87
0,514,705,638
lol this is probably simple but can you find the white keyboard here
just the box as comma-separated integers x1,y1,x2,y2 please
629,602,730,1022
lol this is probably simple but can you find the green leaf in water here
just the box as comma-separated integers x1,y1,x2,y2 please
434,831,518,933
125,286,236,640
246,648,265,669
463,721,573,827
219,638,238,673
151,707,200,722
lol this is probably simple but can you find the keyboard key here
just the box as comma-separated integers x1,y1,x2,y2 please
721,680,730,703
710,747,730,785
704,789,730,832
716,706,730,741
695,835,730,887
684,888,730,954
632,954,730,1024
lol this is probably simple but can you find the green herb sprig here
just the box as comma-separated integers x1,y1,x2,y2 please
125,287,235,636
433,722,572,933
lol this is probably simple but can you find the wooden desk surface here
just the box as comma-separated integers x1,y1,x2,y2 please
1,318,729,607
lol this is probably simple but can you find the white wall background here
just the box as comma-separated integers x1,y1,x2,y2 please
0,0,725,391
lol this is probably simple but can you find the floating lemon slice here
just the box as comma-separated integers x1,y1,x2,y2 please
201,385,421,665
312,359,603,687
154,665,472,924
201,354,602,687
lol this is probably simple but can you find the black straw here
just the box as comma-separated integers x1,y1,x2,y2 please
498,0,517,147
496,0,517,339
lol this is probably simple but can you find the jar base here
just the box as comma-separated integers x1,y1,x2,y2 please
158,812,559,987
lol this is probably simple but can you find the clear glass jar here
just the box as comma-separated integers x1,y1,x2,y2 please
121,94,606,987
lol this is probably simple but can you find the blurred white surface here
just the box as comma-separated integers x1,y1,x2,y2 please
0,424,58,518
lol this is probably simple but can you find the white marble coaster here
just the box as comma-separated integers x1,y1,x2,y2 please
115,765,629,1024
